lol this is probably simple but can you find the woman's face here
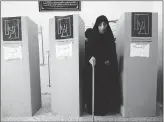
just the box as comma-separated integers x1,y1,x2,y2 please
98,21,107,34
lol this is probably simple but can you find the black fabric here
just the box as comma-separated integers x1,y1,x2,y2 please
83,28,92,111
85,15,121,116
85,28,93,39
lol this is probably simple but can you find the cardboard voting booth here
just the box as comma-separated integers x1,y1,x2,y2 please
1,16,42,117
116,12,158,117
49,14,85,117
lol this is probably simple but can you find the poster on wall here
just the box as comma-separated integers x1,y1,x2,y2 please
38,1,81,12
130,43,150,57
131,12,152,37
2,17,22,41
56,42,72,59
55,15,73,40
3,45,22,61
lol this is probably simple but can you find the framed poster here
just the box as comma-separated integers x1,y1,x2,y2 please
38,1,81,12
131,12,152,37
2,17,22,41
55,15,73,40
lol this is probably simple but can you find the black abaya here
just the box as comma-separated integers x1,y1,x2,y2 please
86,15,121,116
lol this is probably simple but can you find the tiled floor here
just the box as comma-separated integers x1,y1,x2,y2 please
1,94,163,122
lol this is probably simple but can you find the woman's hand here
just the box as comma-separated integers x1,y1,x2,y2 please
105,60,110,65
89,56,96,66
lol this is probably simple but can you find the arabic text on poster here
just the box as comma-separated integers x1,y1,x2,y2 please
56,42,72,59
130,43,149,57
4,45,22,61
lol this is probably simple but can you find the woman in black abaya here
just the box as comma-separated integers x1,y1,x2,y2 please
86,15,121,116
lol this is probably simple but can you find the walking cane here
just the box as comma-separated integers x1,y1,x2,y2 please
91,58,96,122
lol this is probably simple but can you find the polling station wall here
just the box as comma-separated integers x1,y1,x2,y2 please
49,14,85,117
1,16,41,117
116,12,158,117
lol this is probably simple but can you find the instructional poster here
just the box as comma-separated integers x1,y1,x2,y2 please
56,42,72,59
130,43,150,57
3,45,22,61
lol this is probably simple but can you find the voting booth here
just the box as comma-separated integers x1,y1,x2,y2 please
49,14,85,117
1,16,42,117
116,12,158,117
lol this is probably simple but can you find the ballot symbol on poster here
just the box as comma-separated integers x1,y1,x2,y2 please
132,12,152,37
55,15,73,39
3,17,22,41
